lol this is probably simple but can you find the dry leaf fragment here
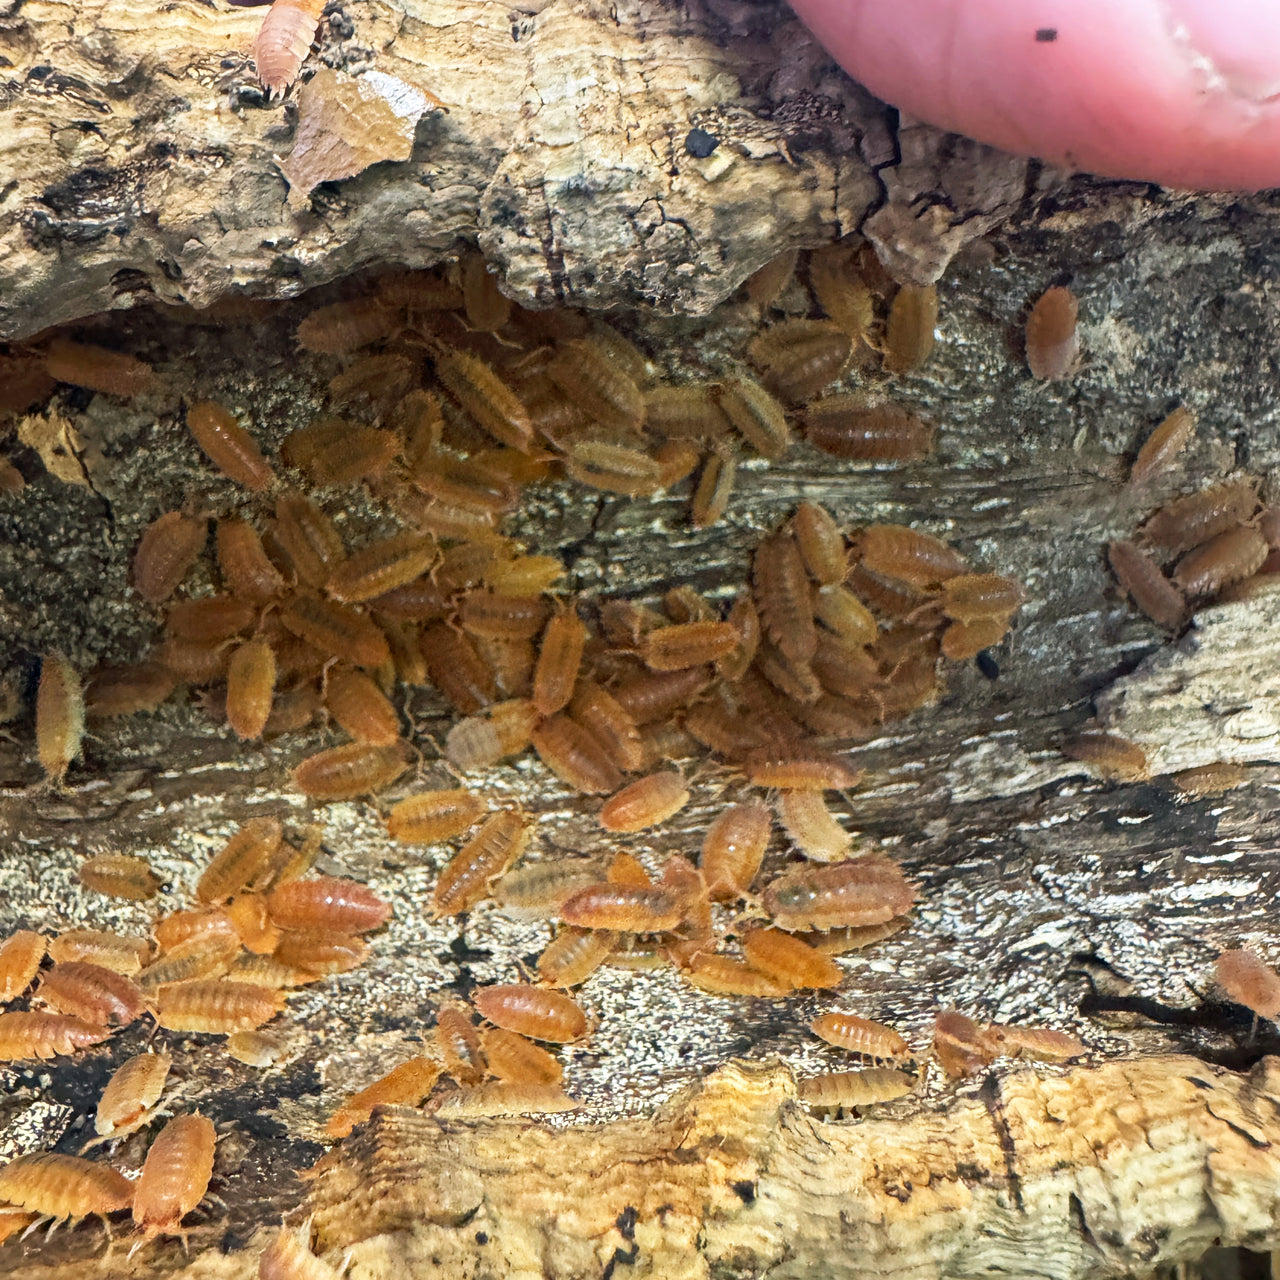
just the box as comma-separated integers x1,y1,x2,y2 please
17,411,90,487
277,69,441,209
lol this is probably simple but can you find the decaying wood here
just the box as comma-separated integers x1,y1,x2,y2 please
0,0,1050,338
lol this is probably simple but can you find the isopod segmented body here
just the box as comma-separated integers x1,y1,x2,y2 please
939,573,1023,624
133,512,208,606
1172,526,1267,597
36,653,83,785
280,594,389,669
796,1067,914,1111
1107,540,1185,630
748,319,853,405
933,1010,997,1078
536,926,616,987
253,0,327,94
198,817,284,905
775,789,851,862
1129,406,1195,487
432,809,531,918
745,752,862,792
682,953,790,998
530,714,622,795
217,518,286,605
292,742,410,800
45,338,153,397
1025,285,1079,380
323,666,399,746
533,610,587,716
446,699,539,771
804,398,934,464
433,1082,579,1117
326,534,438,605
1215,947,1280,1020
753,530,816,669
48,929,151,975
433,345,533,452
983,1023,1084,1062
810,1012,912,1061
599,771,690,834
700,803,771,901
187,400,275,492
155,980,285,1034
569,683,644,772
547,338,645,434
388,790,487,844
763,858,915,932
225,1030,289,1068
0,930,46,1002
493,860,603,920
883,283,937,375
1061,731,1149,781
560,883,682,933
275,493,347,587
273,932,368,974
1138,479,1259,555
0,1153,133,1225
742,926,842,989
482,1028,563,1085
325,1056,443,1139
1168,762,1249,797
0,1010,110,1060
82,1052,173,1151
132,1113,216,1249
268,876,391,934
36,961,145,1026
716,373,790,459
858,524,968,589
226,640,277,741
472,983,587,1043
641,621,739,672
792,502,847,586
436,1004,486,1085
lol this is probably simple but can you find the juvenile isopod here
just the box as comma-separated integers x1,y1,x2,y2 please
796,1067,915,1112
599,771,690,834
133,512,208,605
535,926,616,987
748,319,853,405
753,530,817,669
432,345,533,452
45,338,154,397
940,616,1013,661
0,930,46,1002
155,980,285,1034
216,518,286,606
745,752,862,792
1128,405,1195,487
36,961,145,1026
932,1010,998,1078
717,592,761,682
858,524,968,589
292,742,410,800
432,809,532,917
226,640,277,741
225,1030,289,1068
1215,947,1280,1020
1025,285,1079,380
690,449,737,529
268,875,391,933
646,384,733,441
791,502,847,586
1138,478,1259,554
700,803,771,901
388,789,486,844
36,653,83,785
547,338,645,434
323,666,399,746
81,1052,173,1151
1167,762,1249,797
138,937,238,992
432,1082,580,1117
1107,540,1186,630
131,1113,216,1252
436,1004,486,1084
939,573,1023,624
742,926,842,989
153,907,238,953
563,441,662,497
983,1023,1085,1062
274,494,347,588
810,1011,912,1061
812,586,877,646
472,983,587,1043
568,683,644,772
325,1057,443,1139
420,621,497,714
1172,526,1267,597
611,665,711,725
641,621,739,672
49,929,151,975
273,931,368,974
165,596,258,644
84,661,180,718
560,883,682,933
804,398,934,464
253,0,327,94
460,590,551,642
1061,731,1149,781
775,789,852,862
800,919,909,955
763,858,915,932
280,594,390,670
530,714,622,794
484,554,566,597
482,1027,563,1085
533,609,588,717
0,1010,110,1060
715,373,790,459
882,284,937,375
75,853,161,901
446,699,539,771
198,817,284,905
187,401,275,492
0,1152,132,1226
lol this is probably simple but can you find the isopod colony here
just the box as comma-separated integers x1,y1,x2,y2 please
0,249,1275,1264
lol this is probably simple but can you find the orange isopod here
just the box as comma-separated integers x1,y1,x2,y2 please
131,1113,217,1250
82,1051,173,1151
197,817,284,905
272,931,368,974
535,926,616,987
36,961,145,1026
138,936,238,992
700,803,771,901
325,1056,443,1139
883,284,937,375
762,858,915,932
679,953,787,997
560,883,683,933
611,665,711,725
274,493,347,588
388,789,487,844
1138,478,1259,555
460,590,551,642
76,853,162,901
153,907,238,954
0,1010,111,1060
742,926,842,989
280,594,390,670
811,1011,912,1061
436,1004,486,1085
420,621,497,713
804,398,934,464
801,919,909,955
715,373,790,459
599,770,690,833
326,533,438,604
472,983,587,1043
858,523,968,589
485,554,566,597
546,338,645,434
1025,285,1079,379
216,518,286,605
940,616,1013,661
84,661,180,718
45,338,154,398
0,1152,133,1225
791,502,847,586
1061,731,1149,781
36,653,83,785
432,809,531,917
268,875,392,933
323,666,400,746
939,573,1023,624
48,929,151,975
645,384,733,441
186,400,275,491
133,511,208,605
808,243,874,339
292,741,410,799
775,789,851,862
492,860,604,919
690,449,737,529
445,699,539,771
253,0,326,94
1129,405,1195,487
1107,540,1186,630
747,319,853,405
568,682,644,773
745,752,862,792
1215,947,1280,1019
641,620,740,672
563,441,663,497
433,1082,579,1118
796,1067,914,1111
225,1030,289,1068
717,592,761,682
432,345,533,452
530,714,622,794
933,1010,998,1078
983,1023,1085,1062
1172,526,1267,597
744,248,798,310
155,980,284,1034
165,596,258,645
482,1027,563,1085
533,609,588,717
225,639,276,740
1168,762,1249,797
0,930,46,1002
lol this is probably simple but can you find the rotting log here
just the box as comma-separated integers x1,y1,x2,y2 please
3,0,1047,337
